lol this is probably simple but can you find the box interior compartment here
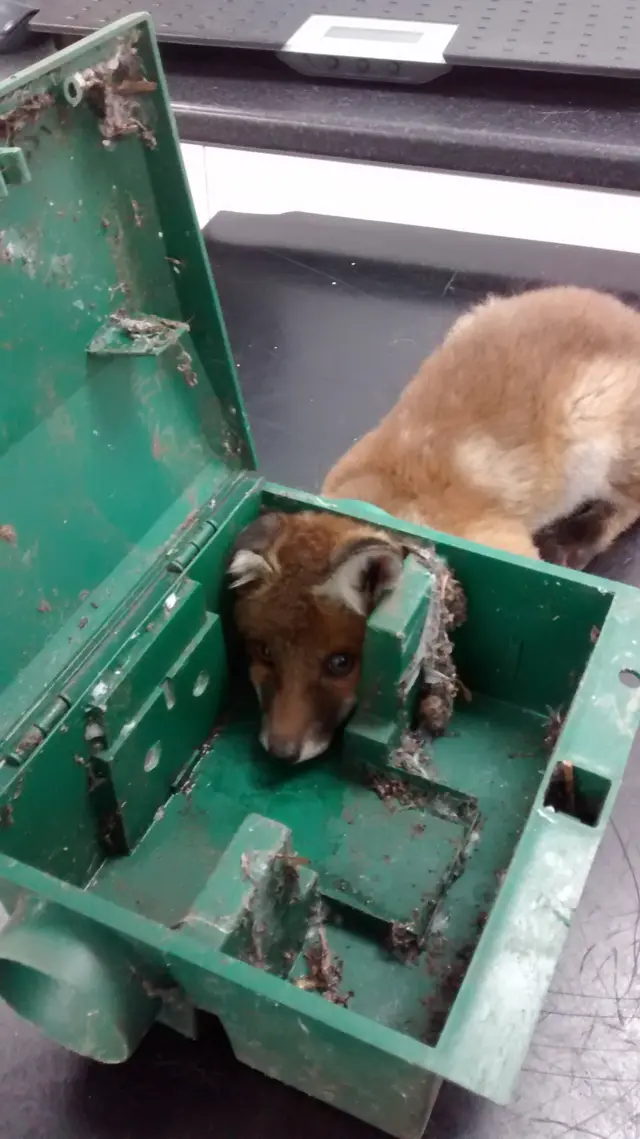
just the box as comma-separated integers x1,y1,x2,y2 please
0,480,612,1047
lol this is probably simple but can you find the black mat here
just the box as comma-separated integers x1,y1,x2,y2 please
205,210,640,490
30,0,640,77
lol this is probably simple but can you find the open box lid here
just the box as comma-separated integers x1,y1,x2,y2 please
0,15,255,746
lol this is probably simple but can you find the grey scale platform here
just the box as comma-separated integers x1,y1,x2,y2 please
29,0,640,78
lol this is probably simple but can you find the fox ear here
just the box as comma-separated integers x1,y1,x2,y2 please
318,531,403,616
227,513,283,590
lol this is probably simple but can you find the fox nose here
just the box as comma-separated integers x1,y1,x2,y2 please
266,734,301,763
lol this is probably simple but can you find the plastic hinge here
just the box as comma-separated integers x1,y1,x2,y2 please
167,516,218,573
4,694,70,766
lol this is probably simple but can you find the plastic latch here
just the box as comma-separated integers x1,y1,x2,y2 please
0,145,29,196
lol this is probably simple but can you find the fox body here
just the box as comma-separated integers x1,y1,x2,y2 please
229,286,640,761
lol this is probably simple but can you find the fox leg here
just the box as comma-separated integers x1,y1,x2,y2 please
570,496,640,569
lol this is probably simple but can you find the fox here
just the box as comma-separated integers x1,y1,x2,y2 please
228,285,640,763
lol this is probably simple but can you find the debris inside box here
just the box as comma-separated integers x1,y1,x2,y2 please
88,310,190,356
66,33,157,147
295,909,352,1006
109,311,188,344
0,32,157,148
0,91,54,143
413,544,468,737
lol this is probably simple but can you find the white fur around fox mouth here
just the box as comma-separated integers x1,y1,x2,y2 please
257,697,356,764
258,725,330,764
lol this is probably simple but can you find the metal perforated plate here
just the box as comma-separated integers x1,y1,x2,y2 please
31,0,470,50
31,0,640,74
446,0,640,75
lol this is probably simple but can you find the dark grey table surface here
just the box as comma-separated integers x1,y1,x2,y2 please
2,33,640,190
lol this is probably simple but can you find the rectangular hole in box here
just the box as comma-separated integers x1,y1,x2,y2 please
543,763,611,827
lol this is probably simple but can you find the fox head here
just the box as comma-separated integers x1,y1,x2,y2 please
227,511,404,763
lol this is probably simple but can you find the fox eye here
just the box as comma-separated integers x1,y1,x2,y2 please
324,651,356,678
254,641,273,665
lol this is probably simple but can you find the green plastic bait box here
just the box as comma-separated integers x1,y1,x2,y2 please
1,17,639,1137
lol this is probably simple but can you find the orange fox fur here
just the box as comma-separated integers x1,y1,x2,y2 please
229,286,640,760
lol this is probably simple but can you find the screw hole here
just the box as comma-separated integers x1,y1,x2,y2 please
144,743,161,772
619,669,640,688
63,74,84,107
193,671,209,698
